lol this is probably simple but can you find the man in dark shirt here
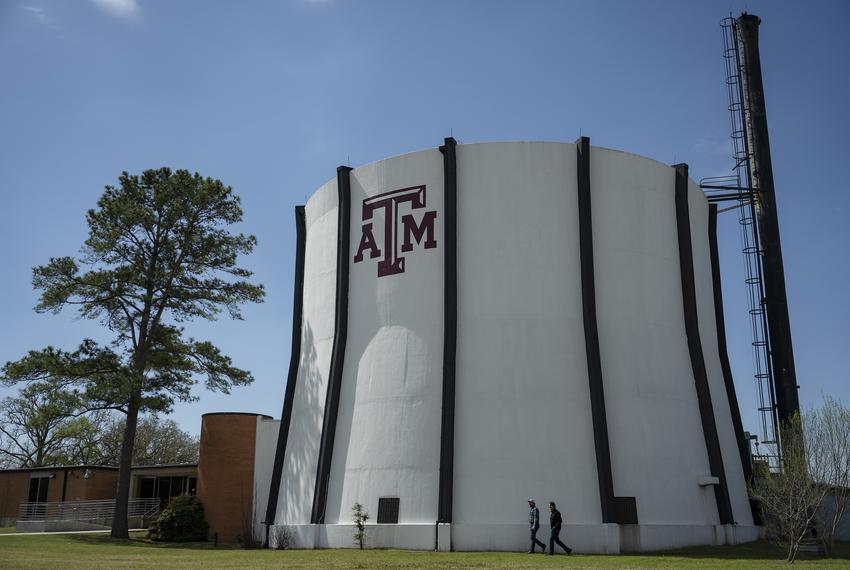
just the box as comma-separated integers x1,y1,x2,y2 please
527,499,546,553
548,501,572,555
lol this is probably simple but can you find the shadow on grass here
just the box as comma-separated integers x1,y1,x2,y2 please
63,535,850,562
652,540,850,561
66,533,243,550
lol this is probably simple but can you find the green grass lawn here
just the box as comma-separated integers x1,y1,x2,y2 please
0,532,846,569
0,527,17,534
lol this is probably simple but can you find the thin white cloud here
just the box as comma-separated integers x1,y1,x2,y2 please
91,0,139,19
22,5,46,21
694,137,732,157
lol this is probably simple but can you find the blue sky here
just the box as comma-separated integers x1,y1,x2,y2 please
1,0,848,444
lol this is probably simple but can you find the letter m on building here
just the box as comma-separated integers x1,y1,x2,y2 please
401,211,437,253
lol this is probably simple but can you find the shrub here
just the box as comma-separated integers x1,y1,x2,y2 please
148,495,209,542
272,525,294,549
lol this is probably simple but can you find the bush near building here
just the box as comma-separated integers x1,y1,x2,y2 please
148,495,209,542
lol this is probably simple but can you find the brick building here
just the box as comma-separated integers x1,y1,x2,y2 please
0,412,278,542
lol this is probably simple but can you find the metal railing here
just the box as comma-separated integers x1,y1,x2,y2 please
18,497,160,523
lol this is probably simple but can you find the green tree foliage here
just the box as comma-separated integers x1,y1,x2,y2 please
0,384,85,468
0,396,199,469
61,412,199,467
2,168,264,538
60,410,117,466
98,415,199,466
148,495,209,542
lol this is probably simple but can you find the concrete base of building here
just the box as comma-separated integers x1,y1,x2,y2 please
268,523,762,553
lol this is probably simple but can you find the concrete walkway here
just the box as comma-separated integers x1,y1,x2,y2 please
0,529,145,537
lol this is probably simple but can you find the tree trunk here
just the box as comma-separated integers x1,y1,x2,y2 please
35,431,47,467
789,536,801,563
110,396,140,539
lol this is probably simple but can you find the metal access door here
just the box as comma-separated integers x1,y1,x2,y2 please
26,476,49,517
27,477,49,503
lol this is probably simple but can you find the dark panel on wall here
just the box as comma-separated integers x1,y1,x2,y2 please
311,166,353,524
708,204,752,482
263,206,307,530
674,164,734,525
377,497,400,524
576,136,637,525
438,137,457,524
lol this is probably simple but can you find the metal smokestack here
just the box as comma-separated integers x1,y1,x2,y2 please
735,13,801,425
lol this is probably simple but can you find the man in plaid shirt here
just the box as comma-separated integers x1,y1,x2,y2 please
527,499,546,553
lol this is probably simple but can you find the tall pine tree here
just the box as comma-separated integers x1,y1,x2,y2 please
3,168,264,538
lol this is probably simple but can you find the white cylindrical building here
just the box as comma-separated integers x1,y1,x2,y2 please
264,140,759,553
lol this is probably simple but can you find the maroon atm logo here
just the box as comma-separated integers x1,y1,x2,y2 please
353,185,437,277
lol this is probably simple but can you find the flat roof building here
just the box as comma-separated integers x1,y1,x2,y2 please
0,411,278,543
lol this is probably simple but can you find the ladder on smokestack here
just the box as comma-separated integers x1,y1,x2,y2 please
700,17,780,469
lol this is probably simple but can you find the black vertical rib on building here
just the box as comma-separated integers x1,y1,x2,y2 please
708,205,752,482
264,206,307,529
578,136,613,521
311,166,352,524
675,164,734,525
438,137,457,524
576,137,637,525
736,14,800,424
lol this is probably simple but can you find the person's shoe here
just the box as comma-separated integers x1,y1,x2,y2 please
566,547,573,555
541,546,546,554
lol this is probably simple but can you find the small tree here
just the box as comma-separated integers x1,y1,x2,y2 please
351,502,369,550
2,168,264,538
807,395,850,555
749,412,829,562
